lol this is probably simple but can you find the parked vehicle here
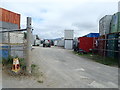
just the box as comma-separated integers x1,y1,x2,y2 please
73,38,79,52
35,39,41,46
43,40,51,47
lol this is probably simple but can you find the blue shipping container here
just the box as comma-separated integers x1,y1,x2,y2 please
86,33,100,37
0,45,10,59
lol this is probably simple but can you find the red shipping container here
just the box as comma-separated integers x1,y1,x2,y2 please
78,37,96,52
0,8,20,29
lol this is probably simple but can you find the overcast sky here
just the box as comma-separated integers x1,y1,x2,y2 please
1,0,119,39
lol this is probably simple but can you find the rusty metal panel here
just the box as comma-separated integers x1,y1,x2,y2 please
0,8,20,29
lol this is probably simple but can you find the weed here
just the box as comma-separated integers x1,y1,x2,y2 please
73,51,118,66
37,80,43,83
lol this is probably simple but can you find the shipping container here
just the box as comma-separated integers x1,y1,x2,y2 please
99,15,112,36
0,44,10,59
83,33,100,37
64,30,74,39
97,35,106,56
64,40,73,49
0,21,19,29
106,33,119,59
78,37,96,52
110,12,120,33
0,8,20,29
119,1,120,12
54,40,58,46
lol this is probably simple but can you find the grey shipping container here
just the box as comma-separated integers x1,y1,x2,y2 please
0,21,19,30
64,30,74,39
99,15,112,36
64,40,73,49
118,1,120,12
110,12,120,33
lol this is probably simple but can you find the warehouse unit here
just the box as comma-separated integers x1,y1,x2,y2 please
99,15,112,36
64,30,74,49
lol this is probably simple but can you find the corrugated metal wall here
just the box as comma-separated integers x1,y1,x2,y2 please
99,15,112,36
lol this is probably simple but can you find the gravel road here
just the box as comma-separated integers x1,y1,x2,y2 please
2,46,118,88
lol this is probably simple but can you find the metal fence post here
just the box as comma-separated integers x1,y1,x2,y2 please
8,31,11,57
26,17,32,74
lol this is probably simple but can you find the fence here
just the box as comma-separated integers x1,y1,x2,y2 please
0,17,32,73
0,29,27,60
93,32,120,61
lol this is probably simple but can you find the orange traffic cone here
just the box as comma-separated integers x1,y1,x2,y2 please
12,58,20,73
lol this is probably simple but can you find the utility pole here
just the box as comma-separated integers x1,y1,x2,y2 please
26,17,32,74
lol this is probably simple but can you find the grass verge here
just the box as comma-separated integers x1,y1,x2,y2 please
73,51,118,67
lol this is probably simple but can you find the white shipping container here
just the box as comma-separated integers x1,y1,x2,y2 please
54,40,58,46
99,15,112,36
64,30,74,39
64,40,73,49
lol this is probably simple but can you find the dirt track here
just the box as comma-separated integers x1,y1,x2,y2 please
2,46,118,88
